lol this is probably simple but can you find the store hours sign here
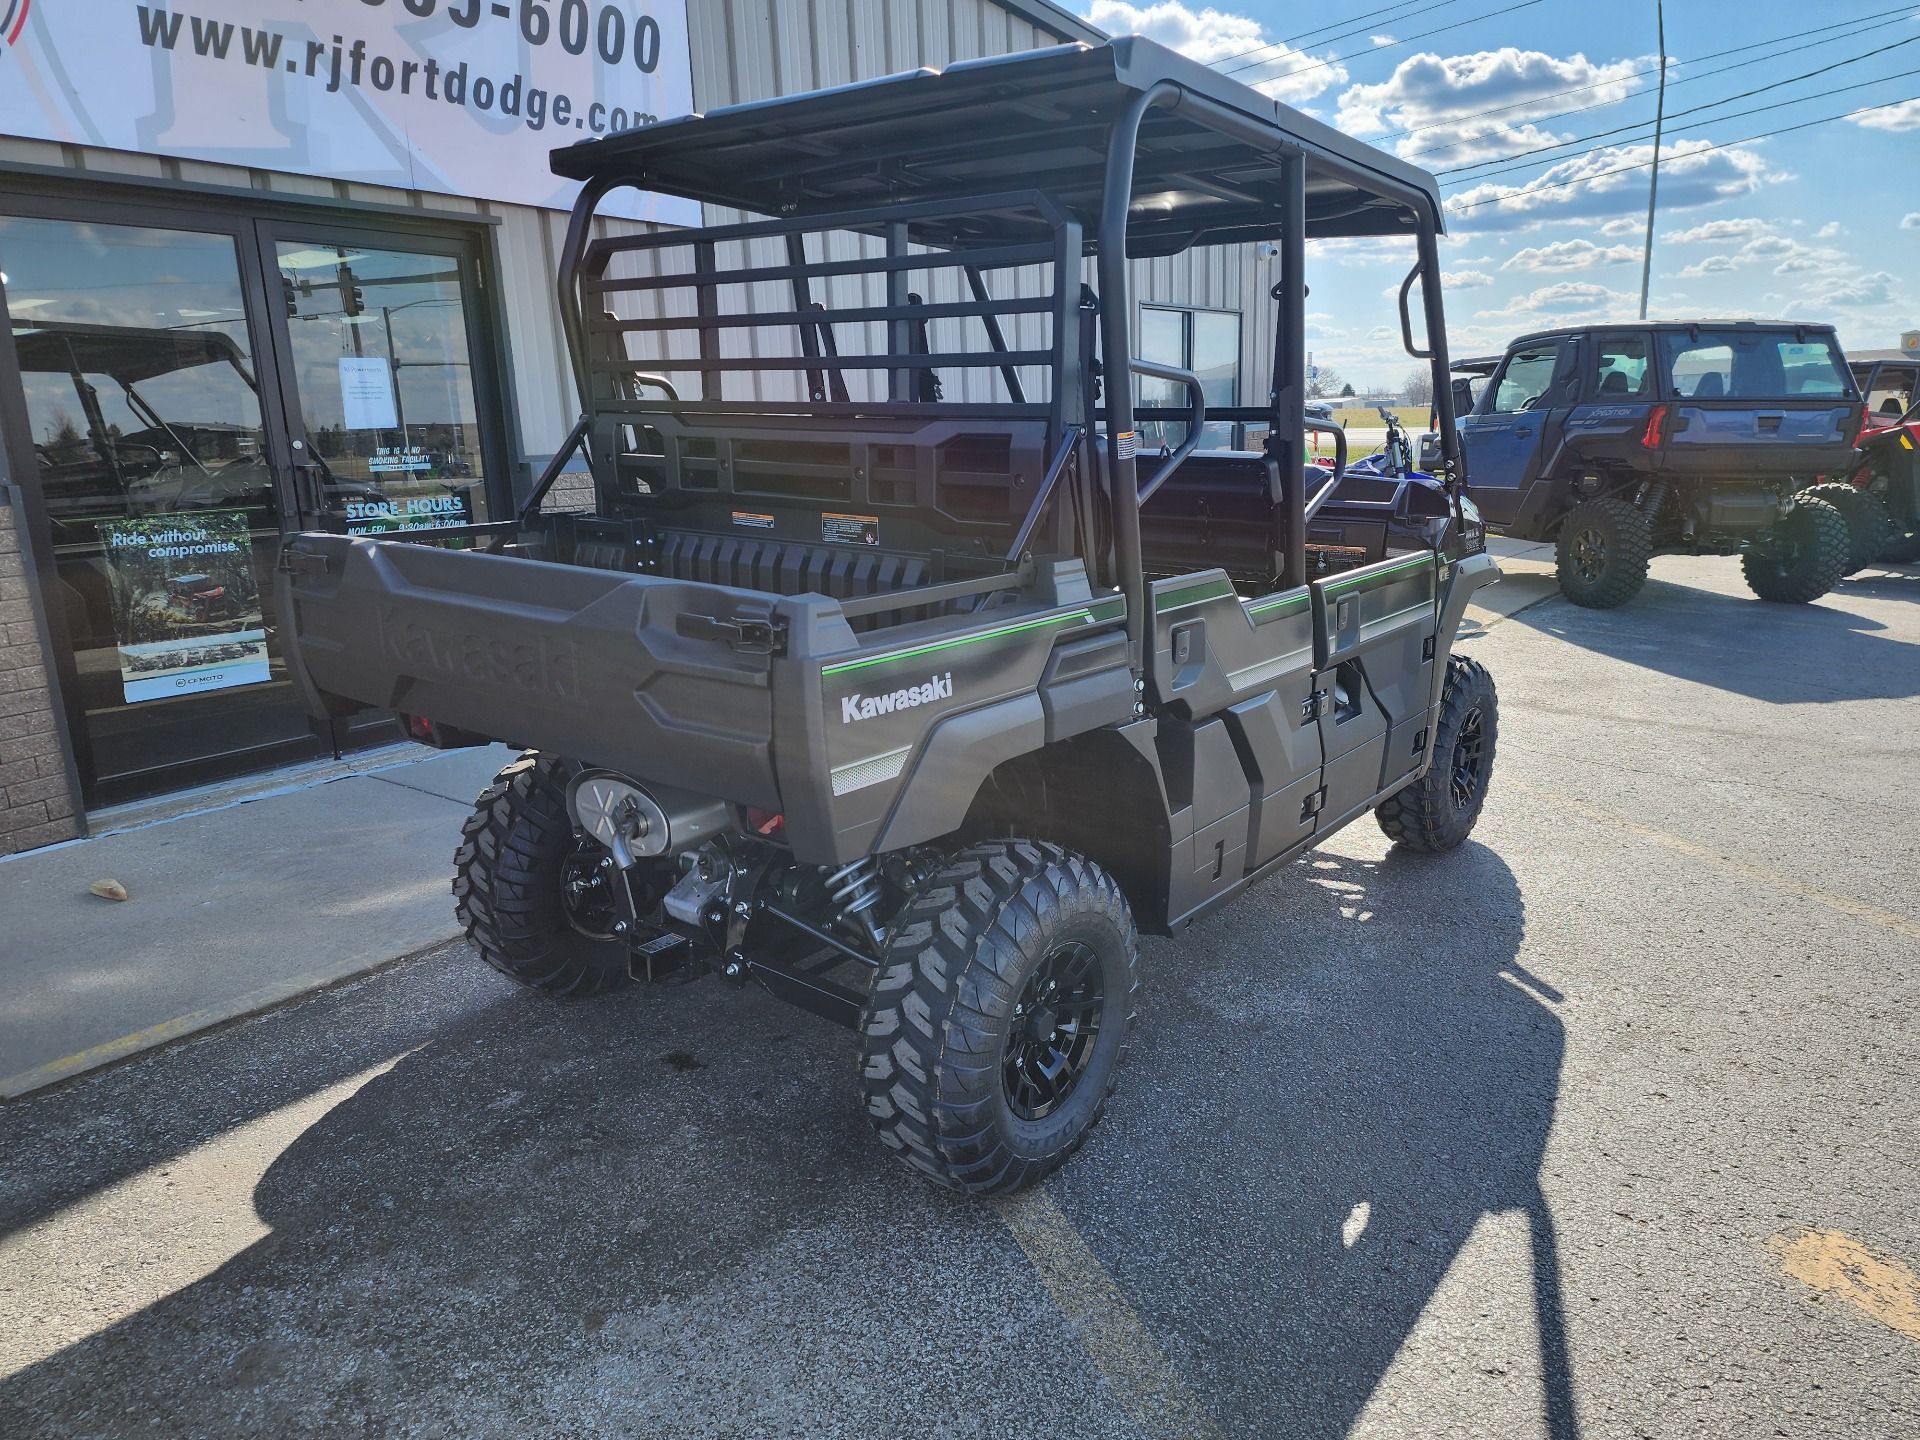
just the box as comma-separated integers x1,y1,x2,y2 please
0,0,696,222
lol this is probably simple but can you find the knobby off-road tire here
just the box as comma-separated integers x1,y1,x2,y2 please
1798,482,1891,575
1742,497,1850,604
1375,656,1498,854
1554,496,1652,609
857,840,1139,1195
452,752,631,996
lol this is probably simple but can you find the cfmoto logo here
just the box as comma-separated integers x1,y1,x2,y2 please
0,0,30,50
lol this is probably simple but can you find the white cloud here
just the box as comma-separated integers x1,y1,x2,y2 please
1815,222,1842,239
1738,235,1796,260
1903,214,1920,230
1851,99,1920,132
1677,254,1737,278
1081,2,1350,103
1503,238,1638,273
1448,139,1778,232
1314,235,1419,268
1665,217,1773,245
1479,280,1631,321
1444,269,1495,288
1335,47,1646,165
1370,34,1397,47
1806,270,1898,308
1600,217,1644,238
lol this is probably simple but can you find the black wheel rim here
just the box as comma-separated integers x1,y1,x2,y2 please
1003,941,1105,1121
1449,704,1486,811
559,841,621,940
1568,526,1608,584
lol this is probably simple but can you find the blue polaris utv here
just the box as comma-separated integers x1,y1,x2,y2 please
1456,322,1866,608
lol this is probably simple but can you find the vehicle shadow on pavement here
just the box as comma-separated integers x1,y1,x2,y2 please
0,840,1568,1440
1050,839,1576,1439
1514,573,1920,705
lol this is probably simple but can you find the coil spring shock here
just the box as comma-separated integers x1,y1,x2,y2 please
826,856,887,948
1640,480,1668,520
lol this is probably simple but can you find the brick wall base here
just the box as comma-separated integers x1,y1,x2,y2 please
0,503,81,855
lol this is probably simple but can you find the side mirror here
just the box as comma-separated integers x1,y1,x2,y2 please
1451,378,1476,416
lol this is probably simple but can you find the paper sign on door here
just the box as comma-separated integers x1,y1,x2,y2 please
338,356,398,432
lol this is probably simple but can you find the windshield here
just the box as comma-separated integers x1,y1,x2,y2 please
1660,330,1850,401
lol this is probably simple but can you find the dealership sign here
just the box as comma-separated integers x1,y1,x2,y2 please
0,0,696,221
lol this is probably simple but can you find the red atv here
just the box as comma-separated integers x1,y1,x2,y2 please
1801,357,1920,570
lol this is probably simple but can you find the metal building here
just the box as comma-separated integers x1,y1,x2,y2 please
0,0,1266,852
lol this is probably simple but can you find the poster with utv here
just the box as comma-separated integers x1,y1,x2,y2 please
98,511,272,703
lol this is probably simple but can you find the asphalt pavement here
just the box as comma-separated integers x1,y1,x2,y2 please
1,549,1916,1439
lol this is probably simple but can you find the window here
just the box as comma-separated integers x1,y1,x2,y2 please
1138,305,1242,450
1660,329,1850,401
1591,336,1650,399
1487,343,1558,413
1865,365,1918,420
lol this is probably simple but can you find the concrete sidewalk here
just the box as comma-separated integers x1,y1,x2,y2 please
0,741,513,1098
0,537,1556,1100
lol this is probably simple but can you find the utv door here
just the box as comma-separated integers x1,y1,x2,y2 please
1459,338,1568,532
1306,552,1437,825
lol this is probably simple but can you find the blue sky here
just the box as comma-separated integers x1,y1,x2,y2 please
1081,0,1919,390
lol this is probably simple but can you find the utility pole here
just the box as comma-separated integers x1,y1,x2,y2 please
1638,0,1667,320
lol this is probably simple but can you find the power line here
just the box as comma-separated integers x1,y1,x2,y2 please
1438,33,1920,178
1448,63,1920,186
1408,19,1906,159
1219,0,1545,85
1203,0,1449,71
1448,96,1918,211
1378,4,1918,145
1205,0,1466,73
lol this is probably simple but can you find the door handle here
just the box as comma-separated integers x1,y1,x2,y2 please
1514,427,1535,437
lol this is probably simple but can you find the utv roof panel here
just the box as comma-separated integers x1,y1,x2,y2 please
551,38,1445,250
1505,320,1844,347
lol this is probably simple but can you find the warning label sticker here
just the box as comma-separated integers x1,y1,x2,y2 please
731,511,776,530
1114,430,1138,461
822,512,880,546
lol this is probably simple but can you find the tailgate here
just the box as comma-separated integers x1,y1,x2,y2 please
1659,402,1858,475
278,532,785,807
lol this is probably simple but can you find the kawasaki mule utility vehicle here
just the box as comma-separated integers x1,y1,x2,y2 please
278,38,1501,1195
1457,322,1865,609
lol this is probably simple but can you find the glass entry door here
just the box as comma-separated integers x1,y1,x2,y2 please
1,206,507,805
0,213,298,796
266,234,493,536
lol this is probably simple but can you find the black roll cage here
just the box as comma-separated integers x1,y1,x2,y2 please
516,42,1462,673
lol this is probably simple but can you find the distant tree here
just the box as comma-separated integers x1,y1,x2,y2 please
1339,382,1356,397
45,410,88,466
1400,367,1435,407
1306,365,1343,399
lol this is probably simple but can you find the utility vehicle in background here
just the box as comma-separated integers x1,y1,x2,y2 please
1802,354,1920,569
1456,322,1865,608
277,39,1501,1195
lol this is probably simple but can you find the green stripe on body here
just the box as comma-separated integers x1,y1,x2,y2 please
1321,552,1435,595
1154,579,1237,613
1245,590,1309,617
821,598,1125,677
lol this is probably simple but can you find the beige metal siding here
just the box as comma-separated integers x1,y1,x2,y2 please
1,0,1268,472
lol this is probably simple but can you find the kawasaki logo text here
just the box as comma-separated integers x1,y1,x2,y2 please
840,672,952,723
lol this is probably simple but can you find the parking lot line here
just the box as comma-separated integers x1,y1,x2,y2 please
995,1188,1221,1440
1767,1229,1920,1343
1512,781,1920,944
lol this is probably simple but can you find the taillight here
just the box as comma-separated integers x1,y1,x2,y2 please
1640,404,1669,450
